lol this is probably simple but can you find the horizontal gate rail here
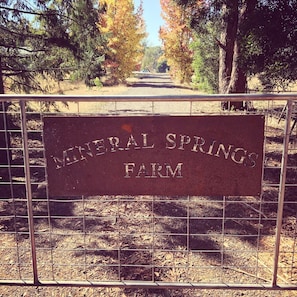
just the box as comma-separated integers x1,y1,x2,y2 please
1,93,297,101
1,279,297,290
0,93,297,291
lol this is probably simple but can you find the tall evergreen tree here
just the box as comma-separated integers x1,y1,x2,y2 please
0,0,102,93
191,25,219,93
0,0,102,170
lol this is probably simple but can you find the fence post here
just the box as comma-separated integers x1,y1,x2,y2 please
272,99,293,286
20,100,39,284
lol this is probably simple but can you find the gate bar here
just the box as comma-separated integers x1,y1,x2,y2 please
1,279,297,290
1,93,297,103
20,101,39,284
272,99,294,286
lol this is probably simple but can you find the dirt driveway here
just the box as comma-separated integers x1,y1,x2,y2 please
58,73,197,97
123,73,195,96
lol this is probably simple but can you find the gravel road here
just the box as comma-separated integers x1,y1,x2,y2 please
122,73,195,96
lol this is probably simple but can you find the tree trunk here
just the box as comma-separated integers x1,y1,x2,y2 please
219,1,239,94
226,39,247,109
219,0,256,110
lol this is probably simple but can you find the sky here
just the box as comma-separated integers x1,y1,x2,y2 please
134,0,164,46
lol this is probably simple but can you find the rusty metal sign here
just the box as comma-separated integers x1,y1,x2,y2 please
43,115,264,196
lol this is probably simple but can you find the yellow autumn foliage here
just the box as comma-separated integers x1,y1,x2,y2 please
98,0,146,83
159,0,193,84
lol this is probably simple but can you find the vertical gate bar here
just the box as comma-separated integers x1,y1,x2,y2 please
82,195,87,280
272,99,293,286
186,195,190,282
1,101,23,278
20,100,39,284
151,196,155,282
117,195,121,281
40,101,55,280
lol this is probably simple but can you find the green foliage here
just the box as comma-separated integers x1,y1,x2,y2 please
141,46,163,72
93,77,103,89
242,0,297,91
0,0,103,93
175,0,297,92
191,28,219,93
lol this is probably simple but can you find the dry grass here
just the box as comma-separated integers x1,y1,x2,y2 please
4,76,129,96
48,79,129,96
247,75,297,92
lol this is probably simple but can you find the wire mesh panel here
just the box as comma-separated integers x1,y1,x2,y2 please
0,95,297,290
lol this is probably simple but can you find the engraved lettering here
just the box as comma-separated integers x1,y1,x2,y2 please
136,163,166,178
214,143,234,159
93,139,106,155
150,163,165,178
165,163,183,178
142,133,155,149
51,155,63,169
245,152,259,168
124,162,135,178
155,163,166,178
64,147,79,166
50,131,260,170
51,147,81,169
206,140,217,155
231,148,247,165
123,162,183,178
108,136,120,152
126,134,140,150
78,142,94,160
191,136,206,153
166,133,176,149
136,163,149,178
178,134,191,150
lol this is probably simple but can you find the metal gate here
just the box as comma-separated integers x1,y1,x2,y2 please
0,94,297,290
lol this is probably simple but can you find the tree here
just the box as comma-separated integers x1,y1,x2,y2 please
59,0,105,87
243,0,297,91
141,46,163,72
159,0,193,84
0,0,102,93
0,0,102,171
191,25,219,93
174,0,255,108
98,0,146,84
175,0,297,98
